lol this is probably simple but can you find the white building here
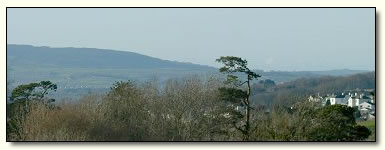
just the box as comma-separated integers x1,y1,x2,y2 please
330,94,349,105
312,91,375,120
348,96,358,107
348,94,372,107
359,101,375,120
359,101,374,111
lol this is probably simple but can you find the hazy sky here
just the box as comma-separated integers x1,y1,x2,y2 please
7,8,375,71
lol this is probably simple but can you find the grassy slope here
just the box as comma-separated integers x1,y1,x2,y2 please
358,120,375,141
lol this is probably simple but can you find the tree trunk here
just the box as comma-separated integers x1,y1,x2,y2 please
244,75,251,141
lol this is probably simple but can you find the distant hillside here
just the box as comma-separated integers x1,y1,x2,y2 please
7,44,215,70
251,71,375,106
7,44,373,100
7,44,218,99
255,69,370,83
276,71,375,93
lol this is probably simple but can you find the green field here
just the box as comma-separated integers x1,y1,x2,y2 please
358,120,375,141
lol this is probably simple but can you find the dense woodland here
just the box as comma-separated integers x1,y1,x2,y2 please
6,57,375,141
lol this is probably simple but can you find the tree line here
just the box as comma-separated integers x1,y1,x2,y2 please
6,56,372,141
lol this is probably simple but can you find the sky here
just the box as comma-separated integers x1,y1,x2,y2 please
7,8,375,71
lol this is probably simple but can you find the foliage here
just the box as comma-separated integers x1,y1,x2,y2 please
218,87,247,104
6,77,373,141
251,101,371,141
308,105,371,141
358,120,375,141
10,81,57,102
216,56,260,85
7,81,58,141
216,56,261,141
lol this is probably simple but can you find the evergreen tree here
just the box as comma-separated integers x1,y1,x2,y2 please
216,56,261,141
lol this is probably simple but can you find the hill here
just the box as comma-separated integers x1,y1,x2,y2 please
7,44,219,98
7,44,373,99
7,44,215,69
7,44,218,87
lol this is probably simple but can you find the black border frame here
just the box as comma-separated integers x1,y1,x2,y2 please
5,7,377,143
